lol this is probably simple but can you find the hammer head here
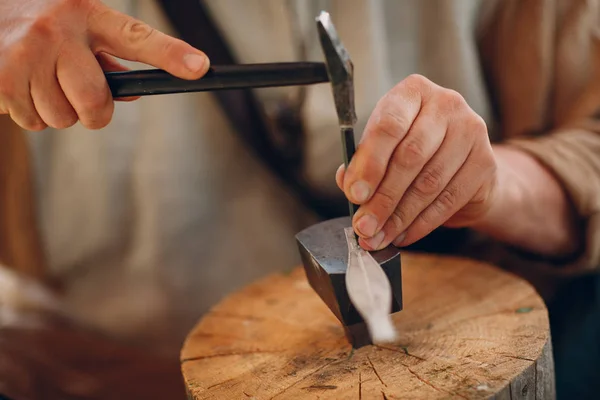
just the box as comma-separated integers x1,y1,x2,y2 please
296,217,403,348
316,11,357,127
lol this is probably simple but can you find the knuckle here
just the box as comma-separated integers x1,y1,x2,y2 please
394,74,435,100
487,156,498,174
373,188,399,213
417,209,435,225
436,89,466,113
375,110,410,141
390,207,407,232
395,137,428,169
413,168,444,198
404,74,431,89
434,188,458,213
121,19,155,46
29,16,60,39
465,113,488,136
476,153,497,178
79,74,111,109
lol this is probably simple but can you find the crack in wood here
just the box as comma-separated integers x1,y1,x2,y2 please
302,385,338,391
359,372,362,400
434,367,468,382
500,354,535,362
376,345,426,361
206,376,238,390
367,355,387,387
181,350,282,363
268,360,337,399
401,363,468,400
381,391,389,400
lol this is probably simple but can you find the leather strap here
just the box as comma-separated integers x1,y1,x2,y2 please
156,0,346,219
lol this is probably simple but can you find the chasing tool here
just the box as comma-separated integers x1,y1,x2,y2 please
296,12,402,348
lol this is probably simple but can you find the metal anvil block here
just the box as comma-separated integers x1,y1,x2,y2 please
296,216,403,347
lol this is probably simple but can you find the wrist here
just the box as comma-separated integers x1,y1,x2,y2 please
469,153,523,235
469,145,580,257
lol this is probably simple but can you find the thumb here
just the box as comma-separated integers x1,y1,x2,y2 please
88,5,210,80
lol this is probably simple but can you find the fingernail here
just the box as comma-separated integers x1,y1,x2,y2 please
336,164,345,187
356,214,378,237
350,181,370,203
393,232,407,247
183,53,208,73
364,230,385,250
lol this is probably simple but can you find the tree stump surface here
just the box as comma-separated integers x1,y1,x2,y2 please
181,252,555,399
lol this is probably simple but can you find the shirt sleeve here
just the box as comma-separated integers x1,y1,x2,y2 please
477,0,600,271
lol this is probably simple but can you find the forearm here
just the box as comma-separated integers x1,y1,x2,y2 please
471,145,582,258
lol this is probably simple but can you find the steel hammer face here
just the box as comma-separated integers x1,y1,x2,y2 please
296,217,403,348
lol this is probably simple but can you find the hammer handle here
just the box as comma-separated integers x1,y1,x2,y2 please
105,62,329,98
342,127,360,219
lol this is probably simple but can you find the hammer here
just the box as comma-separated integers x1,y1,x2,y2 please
105,11,403,348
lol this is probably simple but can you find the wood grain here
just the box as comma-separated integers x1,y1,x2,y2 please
181,252,555,399
0,115,47,280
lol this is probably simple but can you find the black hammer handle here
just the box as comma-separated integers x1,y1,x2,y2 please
105,62,330,98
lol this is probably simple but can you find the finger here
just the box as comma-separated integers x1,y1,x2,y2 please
96,51,129,72
0,77,47,131
393,147,493,247
30,64,78,129
361,116,477,250
361,142,470,251
57,44,114,130
96,52,139,102
352,102,447,241
342,74,434,205
8,96,48,131
88,6,210,80
335,163,345,191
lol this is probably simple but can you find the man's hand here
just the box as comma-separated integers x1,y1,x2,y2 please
336,74,497,250
0,0,210,131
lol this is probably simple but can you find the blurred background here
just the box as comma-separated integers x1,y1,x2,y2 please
1,0,599,399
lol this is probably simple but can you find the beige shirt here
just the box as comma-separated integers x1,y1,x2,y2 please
2,0,599,353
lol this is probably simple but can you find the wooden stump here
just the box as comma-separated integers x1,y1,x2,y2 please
181,252,555,399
